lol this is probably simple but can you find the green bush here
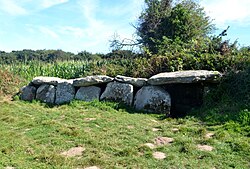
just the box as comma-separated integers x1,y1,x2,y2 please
189,67,250,127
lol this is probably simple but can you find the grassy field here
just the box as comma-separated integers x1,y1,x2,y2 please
0,61,249,168
0,99,249,169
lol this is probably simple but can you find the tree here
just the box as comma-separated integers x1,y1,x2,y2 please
136,0,214,54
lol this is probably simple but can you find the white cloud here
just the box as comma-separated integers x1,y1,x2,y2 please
77,0,99,22
0,0,27,16
40,0,68,9
0,0,69,16
39,26,59,38
100,0,144,21
201,0,250,27
59,26,86,38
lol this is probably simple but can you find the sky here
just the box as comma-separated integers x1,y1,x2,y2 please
0,0,250,54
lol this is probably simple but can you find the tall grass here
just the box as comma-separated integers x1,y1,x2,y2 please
2,61,91,81
1,59,138,81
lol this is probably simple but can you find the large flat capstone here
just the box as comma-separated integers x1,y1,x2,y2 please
134,86,171,115
73,75,113,87
100,82,133,106
148,70,222,85
115,75,148,87
32,76,73,85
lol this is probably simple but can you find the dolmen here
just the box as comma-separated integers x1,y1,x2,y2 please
20,70,222,116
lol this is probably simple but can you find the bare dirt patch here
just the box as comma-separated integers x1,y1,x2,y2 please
0,96,13,103
197,144,214,151
60,146,85,157
127,125,134,129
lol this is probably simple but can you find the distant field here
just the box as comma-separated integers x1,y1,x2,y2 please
0,100,249,169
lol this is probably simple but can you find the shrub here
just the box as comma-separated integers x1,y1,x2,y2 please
190,67,250,126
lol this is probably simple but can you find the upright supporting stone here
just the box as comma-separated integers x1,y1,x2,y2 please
36,84,56,104
100,82,133,106
55,82,75,105
134,86,171,115
20,85,37,101
75,86,101,102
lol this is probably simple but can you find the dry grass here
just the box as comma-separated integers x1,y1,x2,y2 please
0,69,26,98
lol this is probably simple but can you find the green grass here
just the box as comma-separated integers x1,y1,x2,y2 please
0,100,249,169
0,59,136,81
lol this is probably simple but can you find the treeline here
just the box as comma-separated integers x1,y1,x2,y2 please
0,49,141,64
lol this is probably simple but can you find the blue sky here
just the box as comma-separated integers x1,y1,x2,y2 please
0,0,250,54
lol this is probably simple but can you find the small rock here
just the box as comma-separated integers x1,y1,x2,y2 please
172,128,179,132
152,128,162,132
84,166,100,169
61,147,85,157
153,151,166,160
154,137,174,145
205,132,214,139
144,143,155,149
197,144,214,151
